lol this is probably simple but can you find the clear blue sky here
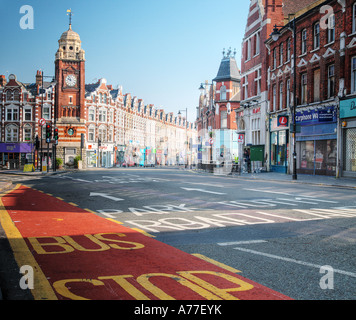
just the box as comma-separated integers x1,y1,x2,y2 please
0,0,249,122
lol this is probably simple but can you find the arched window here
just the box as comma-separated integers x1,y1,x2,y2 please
23,125,32,142
6,125,18,142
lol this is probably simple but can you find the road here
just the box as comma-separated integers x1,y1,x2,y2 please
1,167,355,300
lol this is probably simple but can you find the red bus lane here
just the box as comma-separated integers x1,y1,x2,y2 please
0,185,292,300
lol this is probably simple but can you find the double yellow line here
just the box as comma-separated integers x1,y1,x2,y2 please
0,185,57,300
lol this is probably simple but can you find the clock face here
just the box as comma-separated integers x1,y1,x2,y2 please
67,128,75,136
65,74,77,87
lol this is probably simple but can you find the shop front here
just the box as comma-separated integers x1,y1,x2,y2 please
0,142,34,169
295,106,337,176
340,97,356,178
269,115,289,173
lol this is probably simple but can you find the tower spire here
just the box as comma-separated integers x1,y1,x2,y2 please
67,9,72,29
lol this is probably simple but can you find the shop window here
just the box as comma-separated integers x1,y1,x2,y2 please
344,128,356,172
270,131,288,166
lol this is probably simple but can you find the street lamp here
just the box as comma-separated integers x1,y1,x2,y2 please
40,71,57,173
199,82,216,172
270,17,298,180
178,108,188,168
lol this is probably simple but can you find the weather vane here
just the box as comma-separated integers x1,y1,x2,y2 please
67,9,73,27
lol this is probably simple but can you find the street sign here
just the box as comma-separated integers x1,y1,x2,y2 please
209,138,214,145
38,118,46,126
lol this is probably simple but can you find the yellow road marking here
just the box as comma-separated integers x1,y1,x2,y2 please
0,184,57,300
192,254,242,274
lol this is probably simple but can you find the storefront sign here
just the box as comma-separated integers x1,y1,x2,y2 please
295,107,336,125
0,143,34,153
340,98,356,119
238,134,244,143
277,116,289,127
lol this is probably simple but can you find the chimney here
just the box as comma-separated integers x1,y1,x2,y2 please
36,70,42,85
0,75,6,87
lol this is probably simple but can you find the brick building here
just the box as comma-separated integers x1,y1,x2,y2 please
0,20,197,170
266,0,356,177
196,49,241,167
239,0,287,172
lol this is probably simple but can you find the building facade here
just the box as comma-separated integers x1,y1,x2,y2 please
239,0,286,172
0,21,197,170
266,0,356,177
196,49,241,168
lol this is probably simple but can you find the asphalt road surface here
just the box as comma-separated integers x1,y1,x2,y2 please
2,167,356,300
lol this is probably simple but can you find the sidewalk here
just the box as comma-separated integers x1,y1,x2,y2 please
195,169,356,189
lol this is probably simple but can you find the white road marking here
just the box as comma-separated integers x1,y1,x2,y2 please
233,247,356,278
181,187,226,195
218,240,268,246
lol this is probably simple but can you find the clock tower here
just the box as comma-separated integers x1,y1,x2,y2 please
54,16,86,167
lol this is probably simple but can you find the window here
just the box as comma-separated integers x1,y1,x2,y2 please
301,73,307,104
6,125,18,142
108,127,114,142
23,126,32,141
279,43,284,65
13,90,20,101
109,110,114,123
24,107,32,121
272,84,277,112
88,126,95,142
286,79,291,109
328,65,335,98
353,3,356,34
220,85,227,101
243,76,248,100
301,29,307,54
88,108,95,121
6,91,12,101
98,109,107,122
103,94,108,104
327,14,335,43
314,23,320,49
313,69,321,102
352,56,356,94
255,68,261,96
247,39,251,60
279,82,284,110
254,32,260,56
6,106,19,121
220,110,227,129
99,93,103,104
273,48,277,69
43,104,51,120
287,38,291,61
98,126,107,142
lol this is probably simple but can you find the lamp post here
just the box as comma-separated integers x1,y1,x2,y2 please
178,108,188,168
270,17,298,180
199,82,215,171
41,71,57,172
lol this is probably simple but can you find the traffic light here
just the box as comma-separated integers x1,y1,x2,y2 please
54,128,59,141
46,124,52,139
